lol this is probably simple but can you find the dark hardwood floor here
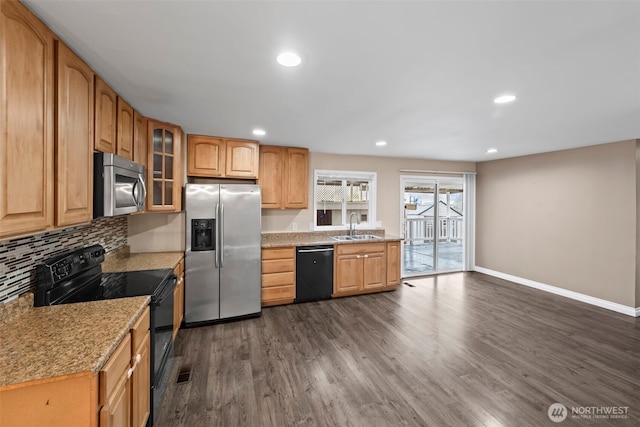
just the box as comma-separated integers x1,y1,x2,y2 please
155,272,640,426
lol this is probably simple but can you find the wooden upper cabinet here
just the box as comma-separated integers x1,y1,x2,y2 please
258,146,284,208
0,0,55,238
225,139,259,178
258,145,309,209
187,135,225,177
116,97,134,160
186,135,258,179
283,147,309,209
94,76,117,153
55,41,94,228
133,111,147,169
147,119,182,212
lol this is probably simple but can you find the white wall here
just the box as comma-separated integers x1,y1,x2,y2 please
476,140,637,307
128,212,185,252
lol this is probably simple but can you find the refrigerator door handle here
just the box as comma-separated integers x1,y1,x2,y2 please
220,203,225,268
215,203,220,268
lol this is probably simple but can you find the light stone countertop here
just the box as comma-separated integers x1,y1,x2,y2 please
102,246,184,273
261,230,401,248
0,295,150,389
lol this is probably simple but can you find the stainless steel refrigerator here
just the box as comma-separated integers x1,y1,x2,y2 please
184,184,261,324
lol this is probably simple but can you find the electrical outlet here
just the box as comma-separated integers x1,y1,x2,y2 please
292,222,298,231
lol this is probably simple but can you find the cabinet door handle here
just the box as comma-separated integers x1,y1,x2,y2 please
127,353,142,378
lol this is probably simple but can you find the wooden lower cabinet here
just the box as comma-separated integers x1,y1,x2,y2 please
130,333,150,427
0,374,99,427
334,242,386,296
130,308,151,427
100,333,132,427
173,258,185,339
261,247,295,306
101,305,150,427
0,307,150,427
386,241,401,289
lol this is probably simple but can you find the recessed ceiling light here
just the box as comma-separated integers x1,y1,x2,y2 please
252,129,266,136
486,148,499,154
277,52,301,67
494,94,516,104
376,141,387,147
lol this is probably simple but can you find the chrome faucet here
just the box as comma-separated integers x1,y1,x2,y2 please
349,212,360,236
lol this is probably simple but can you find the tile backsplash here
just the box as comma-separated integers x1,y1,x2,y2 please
0,216,127,304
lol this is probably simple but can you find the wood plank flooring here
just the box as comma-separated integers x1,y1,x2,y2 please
155,272,640,426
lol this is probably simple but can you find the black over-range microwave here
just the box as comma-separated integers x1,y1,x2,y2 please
93,153,146,218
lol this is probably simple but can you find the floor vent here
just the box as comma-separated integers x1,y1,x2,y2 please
404,282,416,287
176,366,192,384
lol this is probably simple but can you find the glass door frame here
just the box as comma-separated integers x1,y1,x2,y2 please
400,175,466,277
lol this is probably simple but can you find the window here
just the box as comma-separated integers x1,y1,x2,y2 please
314,170,376,230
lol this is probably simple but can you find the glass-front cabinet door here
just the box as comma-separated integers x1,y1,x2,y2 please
147,120,182,212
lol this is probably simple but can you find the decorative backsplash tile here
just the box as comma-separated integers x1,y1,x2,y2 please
0,217,127,304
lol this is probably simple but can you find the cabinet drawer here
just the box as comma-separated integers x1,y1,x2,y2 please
336,242,385,256
262,247,295,260
262,258,294,274
99,333,131,405
262,272,294,288
131,306,150,351
262,285,295,301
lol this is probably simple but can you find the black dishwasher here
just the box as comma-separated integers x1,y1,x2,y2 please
296,245,334,303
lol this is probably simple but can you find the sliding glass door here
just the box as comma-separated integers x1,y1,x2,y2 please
401,177,465,276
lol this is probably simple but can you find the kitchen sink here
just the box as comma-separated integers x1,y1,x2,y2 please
331,235,353,241
350,234,382,240
331,234,382,241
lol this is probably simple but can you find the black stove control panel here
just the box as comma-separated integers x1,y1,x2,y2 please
38,244,105,286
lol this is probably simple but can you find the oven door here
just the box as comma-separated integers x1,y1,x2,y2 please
152,274,176,380
150,274,176,424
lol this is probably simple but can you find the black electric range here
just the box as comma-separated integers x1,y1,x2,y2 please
60,269,175,304
34,244,177,427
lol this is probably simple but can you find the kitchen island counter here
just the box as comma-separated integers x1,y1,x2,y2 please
0,294,149,389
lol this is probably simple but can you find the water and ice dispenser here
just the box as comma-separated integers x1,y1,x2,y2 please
191,219,215,251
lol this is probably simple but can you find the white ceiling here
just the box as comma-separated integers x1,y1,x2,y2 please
24,0,640,162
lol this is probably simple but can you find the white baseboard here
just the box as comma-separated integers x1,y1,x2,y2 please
473,266,639,318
